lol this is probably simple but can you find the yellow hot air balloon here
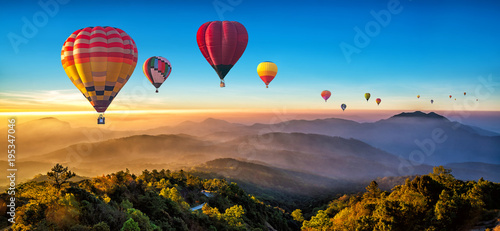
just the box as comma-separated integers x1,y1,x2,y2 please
257,61,278,88
61,26,138,124
417,95,420,99
365,93,371,101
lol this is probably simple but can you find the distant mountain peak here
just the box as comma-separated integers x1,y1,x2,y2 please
201,117,232,126
38,117,62,121
22,117,71,127
391,111,448,121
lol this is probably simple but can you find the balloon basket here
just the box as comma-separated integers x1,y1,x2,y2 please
97,114,105,124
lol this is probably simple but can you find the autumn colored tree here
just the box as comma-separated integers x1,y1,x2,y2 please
47,163,76,190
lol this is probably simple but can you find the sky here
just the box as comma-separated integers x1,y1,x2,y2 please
1,0,500,120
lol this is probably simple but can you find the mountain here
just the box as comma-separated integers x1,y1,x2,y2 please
245,111,500,166
444,162,500,182
145,118,248,139
29,134,218,177
21,130,434,185
221,132,433,180
192,158,357,196
0,117,132,159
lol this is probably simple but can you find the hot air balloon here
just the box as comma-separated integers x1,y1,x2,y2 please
143,56,172,93
417,95,420,99
464,92,466,96
431,99,434,104
321,90,331,102
365,93,371,101
341,103,347,111
454,98,456,101
61,26,138,124
197,21,248,87
376,98,381,105
449,95,452,98
257,61,277,88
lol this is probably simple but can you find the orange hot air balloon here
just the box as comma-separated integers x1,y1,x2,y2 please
61,26,138,124
417,95,420,99
449,95,452,99
464,92,466,96
321,90,331,102
376,98,381,105
257,61,277,88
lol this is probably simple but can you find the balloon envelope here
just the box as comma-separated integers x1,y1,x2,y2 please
376,98,381,105
257,61,277,88
341,103,346,111
143,56,172,93
417,95,420,98
321,90,331,102
365,93,371,101
61,26,138,113
431,100,434,104
196,21,248,86
449,95,452,98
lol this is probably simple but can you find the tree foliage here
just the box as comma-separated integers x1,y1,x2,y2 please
302,166,500,231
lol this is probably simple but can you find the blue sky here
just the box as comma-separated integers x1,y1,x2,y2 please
1,0,500,113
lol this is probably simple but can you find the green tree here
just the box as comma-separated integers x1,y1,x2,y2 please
47,163,76,190
121,218,140,231
92,222,110,231
291,209,304,222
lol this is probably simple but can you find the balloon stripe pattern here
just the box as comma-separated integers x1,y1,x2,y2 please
143,56,172,89
61,26,138,113
257,61,278,87
197,21,248,81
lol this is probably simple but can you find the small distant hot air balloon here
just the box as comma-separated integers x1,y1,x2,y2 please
365,93,371,101
143,56,172,93
464,92,466,96
454,98,456,101
417,95,420,99
341,103,347,111
376,98,381,105
431,99,434,104
61,26,138,124
476,99,478,101
321,90,331,102
449,95,452,99
197,21,248,87
257,61,277,88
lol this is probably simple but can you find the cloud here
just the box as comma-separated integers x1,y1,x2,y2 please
0,90,89,111
0,89,173,112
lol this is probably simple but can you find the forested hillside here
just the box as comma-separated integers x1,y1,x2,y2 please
2,165,499,230
301,166,500,231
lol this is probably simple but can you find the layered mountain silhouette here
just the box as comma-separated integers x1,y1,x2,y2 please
4,111,499,188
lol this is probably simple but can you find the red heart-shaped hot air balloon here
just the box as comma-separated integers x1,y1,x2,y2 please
197,21,248,87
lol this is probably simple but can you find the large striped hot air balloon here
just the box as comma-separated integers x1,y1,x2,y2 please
143,56,172,93
61,26,138,124
257,61,277,88
197,21,248,87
